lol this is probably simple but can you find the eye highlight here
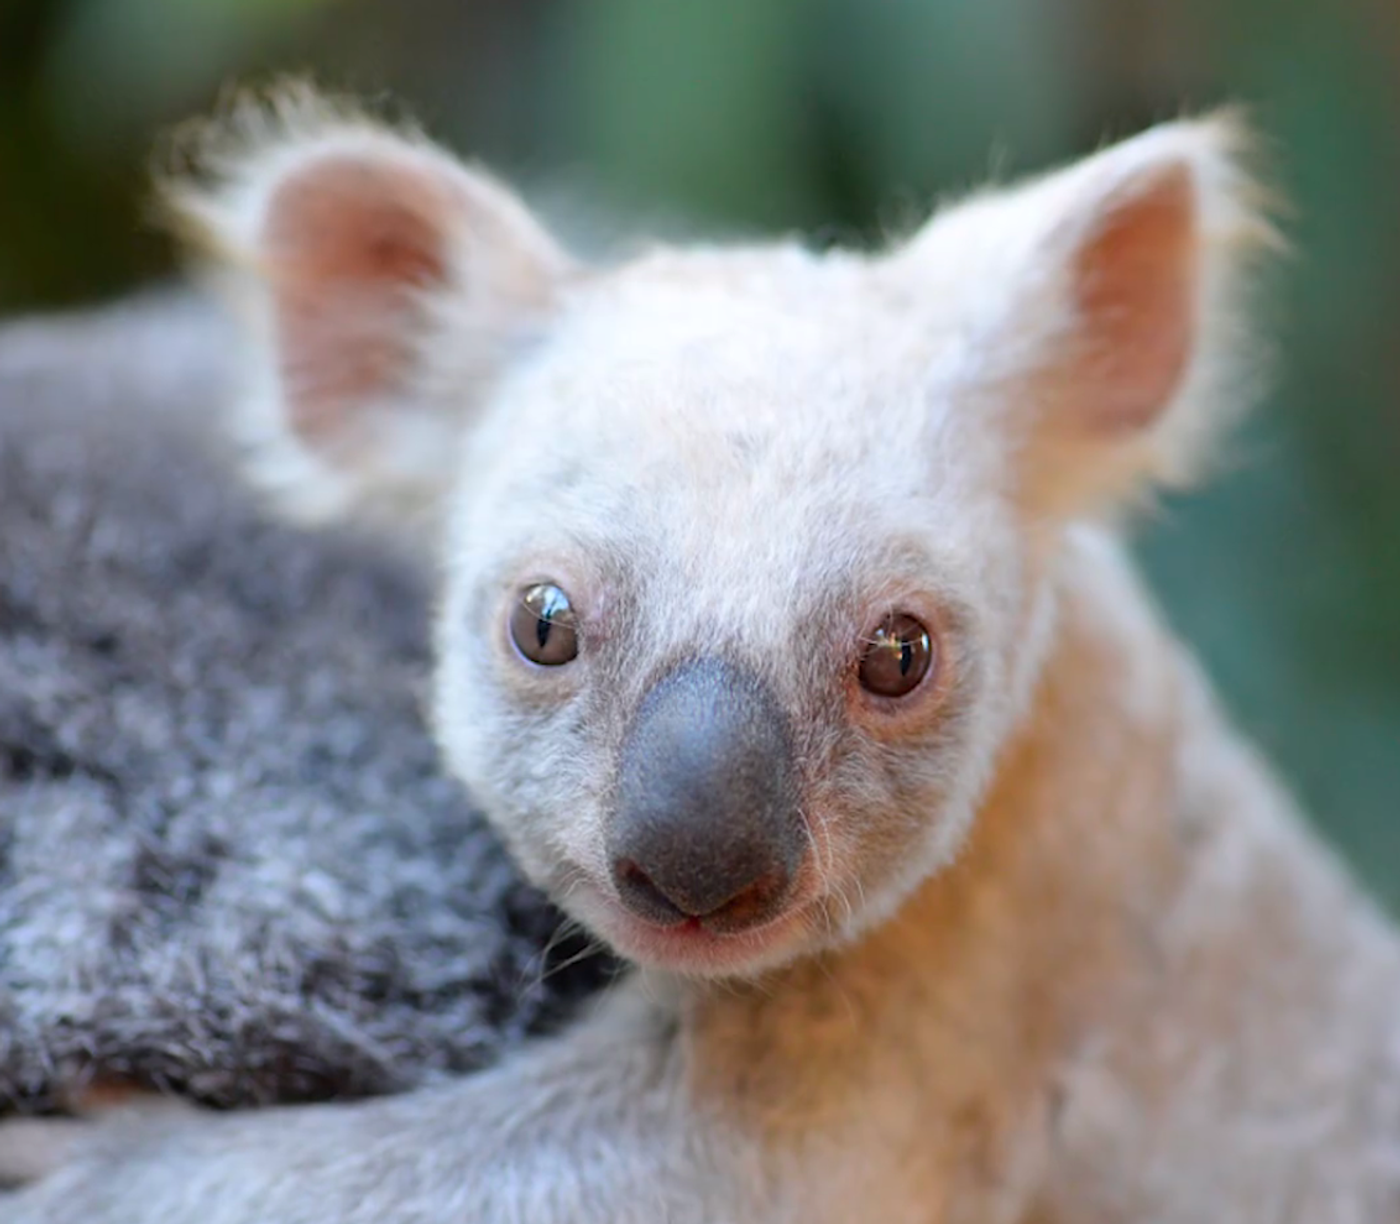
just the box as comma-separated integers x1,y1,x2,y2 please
858,614,933,699
510,583,580,666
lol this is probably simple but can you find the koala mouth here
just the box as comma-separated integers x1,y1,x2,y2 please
593,886,820,978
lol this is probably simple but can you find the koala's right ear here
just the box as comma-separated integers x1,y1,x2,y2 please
164,85,574,528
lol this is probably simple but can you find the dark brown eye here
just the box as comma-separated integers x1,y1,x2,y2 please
858,614,933,698
510,583,579,666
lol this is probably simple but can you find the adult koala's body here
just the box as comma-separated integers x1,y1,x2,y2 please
0,291,611,1123
5,87,1400,1222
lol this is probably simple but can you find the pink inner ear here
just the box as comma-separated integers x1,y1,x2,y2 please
263,155,455,441
1071,163,1199,433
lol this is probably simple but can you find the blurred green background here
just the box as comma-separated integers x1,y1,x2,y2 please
0,0,1396,907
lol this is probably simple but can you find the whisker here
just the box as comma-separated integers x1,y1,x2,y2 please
538,937,609,985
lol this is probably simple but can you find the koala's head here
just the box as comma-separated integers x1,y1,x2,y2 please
174,86,1274,977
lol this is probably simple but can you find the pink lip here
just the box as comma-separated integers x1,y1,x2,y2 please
595,898,815,977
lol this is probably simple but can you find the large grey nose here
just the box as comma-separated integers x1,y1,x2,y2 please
608,657,804,933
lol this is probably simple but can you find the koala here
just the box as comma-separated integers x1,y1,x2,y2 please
3,85,1399,1223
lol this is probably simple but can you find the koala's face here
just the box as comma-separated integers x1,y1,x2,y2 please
185,89,1266,977
432,253,1035,975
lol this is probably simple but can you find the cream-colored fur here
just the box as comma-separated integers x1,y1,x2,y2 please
3,86,1396,1223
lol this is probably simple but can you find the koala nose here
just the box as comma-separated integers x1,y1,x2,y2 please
608,657,804,933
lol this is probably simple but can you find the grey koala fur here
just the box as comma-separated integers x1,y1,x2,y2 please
0,291,615,1119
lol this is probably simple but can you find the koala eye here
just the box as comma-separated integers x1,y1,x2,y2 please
510,583,580,666
858,614,933,698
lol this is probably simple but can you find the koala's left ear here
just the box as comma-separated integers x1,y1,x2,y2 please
895,114,1281,519
164,84,574,529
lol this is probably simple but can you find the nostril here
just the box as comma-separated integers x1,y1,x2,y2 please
705,871,786,932
611,855,793,933
613,859,687,926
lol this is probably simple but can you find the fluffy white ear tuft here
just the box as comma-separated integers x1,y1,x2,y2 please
899,112,1282,520
162,82,574,529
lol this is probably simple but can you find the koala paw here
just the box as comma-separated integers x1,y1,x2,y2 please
0,1116,94,1189
0,1089,192,1191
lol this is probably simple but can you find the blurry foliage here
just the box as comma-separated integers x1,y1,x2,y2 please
0,0,1395,905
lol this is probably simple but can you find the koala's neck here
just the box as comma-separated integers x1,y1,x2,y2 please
672,527,1395,1212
